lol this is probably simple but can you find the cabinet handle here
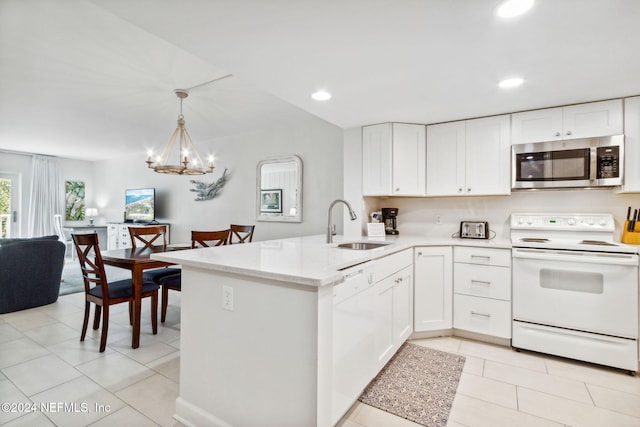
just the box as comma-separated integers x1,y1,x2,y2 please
470,255,491,263
368,273,373,284
555,132,561,137
566,130,572,136
470,311,491,318
467,188,471,192
458,188,463,192
344,269,364,279
395,188,400,192
471,280,491,287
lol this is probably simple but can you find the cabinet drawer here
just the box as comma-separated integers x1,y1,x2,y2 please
453,294,511,338
454,246,511,267
454,263,511,301
373,249,413,283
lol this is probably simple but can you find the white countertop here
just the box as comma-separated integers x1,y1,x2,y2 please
152,234,512,287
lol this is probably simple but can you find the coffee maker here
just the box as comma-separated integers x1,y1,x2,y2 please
381,208,399,235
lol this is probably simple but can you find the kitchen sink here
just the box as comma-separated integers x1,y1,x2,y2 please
336,242,389,250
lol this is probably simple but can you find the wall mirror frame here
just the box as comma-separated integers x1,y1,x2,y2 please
256,155,303,223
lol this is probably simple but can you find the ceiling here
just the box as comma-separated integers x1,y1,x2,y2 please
1,0,640,161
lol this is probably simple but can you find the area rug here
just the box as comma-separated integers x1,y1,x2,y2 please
358,342,465,427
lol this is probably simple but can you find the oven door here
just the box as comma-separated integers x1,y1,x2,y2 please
512,248,638,338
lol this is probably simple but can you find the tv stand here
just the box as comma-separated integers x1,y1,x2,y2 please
107,222,170,250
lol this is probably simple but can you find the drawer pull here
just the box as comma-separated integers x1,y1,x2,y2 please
470,311,491,318
470,255,491,263
471,280,491,287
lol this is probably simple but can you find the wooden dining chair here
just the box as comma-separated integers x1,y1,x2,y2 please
159,229,230,322
228,224,255,244
128,225,181,285
128,225,168,249
72,233,159,352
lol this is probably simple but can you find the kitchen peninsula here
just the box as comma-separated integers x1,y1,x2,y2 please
152,234,511,427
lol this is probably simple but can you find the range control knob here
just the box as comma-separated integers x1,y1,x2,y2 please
587,218,594,225
567,218,577,226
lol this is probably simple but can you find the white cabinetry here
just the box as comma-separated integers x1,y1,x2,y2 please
622,96,640,192
453,247,512,339
107,223,170,250
511,99,623,144
372,249,413,370
332,262,375,425
362,123,426,196
414,246,452,332
426,115,510,196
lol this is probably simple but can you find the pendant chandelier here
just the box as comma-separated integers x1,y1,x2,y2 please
146,75,232,175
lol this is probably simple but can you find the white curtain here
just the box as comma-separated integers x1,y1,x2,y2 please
28,155,61,237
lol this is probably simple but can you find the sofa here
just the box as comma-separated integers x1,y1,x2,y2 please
0,235,66,314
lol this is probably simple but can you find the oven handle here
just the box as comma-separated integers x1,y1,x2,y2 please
512,248,639,266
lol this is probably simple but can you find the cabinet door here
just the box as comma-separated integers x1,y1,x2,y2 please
373,275,395,370
393,266,413,344
392,123,426,196
426,121,465,196
623,96,640,192
465,115,511,196
511,107,563,144
562,99,623,140
414,247,452,332
107,225,118,250
362,123,393,196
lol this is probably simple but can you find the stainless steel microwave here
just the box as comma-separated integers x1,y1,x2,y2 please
512,135,624,189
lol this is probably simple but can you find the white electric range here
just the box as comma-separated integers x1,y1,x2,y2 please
510,213,639,373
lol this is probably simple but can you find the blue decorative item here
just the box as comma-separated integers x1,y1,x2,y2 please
190,168,228,201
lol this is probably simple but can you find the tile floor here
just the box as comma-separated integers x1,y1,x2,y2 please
2,291,640,427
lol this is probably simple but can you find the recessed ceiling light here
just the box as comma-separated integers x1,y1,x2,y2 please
498,77,524,88
311,90,332,101
496,0,534,18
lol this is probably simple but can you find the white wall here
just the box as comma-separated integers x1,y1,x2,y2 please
92,117,344,243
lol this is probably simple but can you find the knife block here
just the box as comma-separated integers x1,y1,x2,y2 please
622,221,640,244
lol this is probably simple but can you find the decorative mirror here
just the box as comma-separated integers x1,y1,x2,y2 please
256,155,302,222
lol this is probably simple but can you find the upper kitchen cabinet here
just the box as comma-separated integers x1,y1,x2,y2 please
426,115,511,196
622,96,640,192
511,99,623,144
362,123,426,196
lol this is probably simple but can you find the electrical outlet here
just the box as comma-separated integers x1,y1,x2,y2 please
436,215,442,225
222,285,234,311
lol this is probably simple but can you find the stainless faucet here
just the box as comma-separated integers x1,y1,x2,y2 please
327,199,358,243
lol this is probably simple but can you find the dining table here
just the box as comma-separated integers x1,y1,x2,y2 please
101,245,186,349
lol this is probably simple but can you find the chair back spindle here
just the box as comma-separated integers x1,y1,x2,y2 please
128,225,168,249
228,224,255,244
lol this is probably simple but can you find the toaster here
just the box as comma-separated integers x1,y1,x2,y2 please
459,221,489,239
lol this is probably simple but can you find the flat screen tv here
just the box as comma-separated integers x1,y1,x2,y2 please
124,188,155,223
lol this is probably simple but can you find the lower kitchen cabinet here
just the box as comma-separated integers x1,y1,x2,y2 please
373,250,414,370
453,246,512,339
414,246,452,332
453,294,511,338
332,249,413,423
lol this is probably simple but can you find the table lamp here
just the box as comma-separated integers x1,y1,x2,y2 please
86,208,98,225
